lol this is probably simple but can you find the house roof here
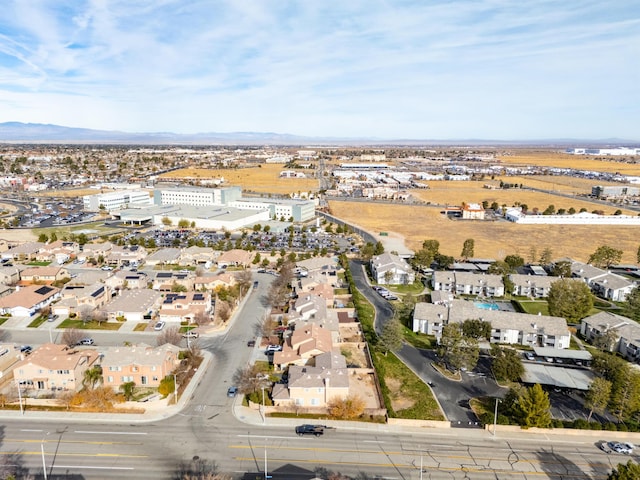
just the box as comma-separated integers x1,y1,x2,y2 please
0,284,60,308
20,266,66,277
14,342,99,371
104,289,162,313
99,343,180,367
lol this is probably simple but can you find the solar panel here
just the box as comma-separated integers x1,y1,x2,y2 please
91,286,105,298
35,286,54,295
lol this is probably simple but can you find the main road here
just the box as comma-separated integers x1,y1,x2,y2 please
0,273,621,479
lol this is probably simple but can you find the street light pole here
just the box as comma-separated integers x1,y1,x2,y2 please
261,386,266,425
16,381,23,415
173,374,178,404
41,432,50,480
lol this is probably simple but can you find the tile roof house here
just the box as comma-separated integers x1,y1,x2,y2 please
288,294,328,324
19,266,70,285
3,242,45,261
216,249,253,268
179,246,217,266
37,240,79,263
100,343,181,389
0,265,20,286
272,351,350,408
194,272,236,291
103,290,163,322
80,242,114,261
571,261,635,301
272,324,334,370
370,252,415,285
53,283,111,317
106,245,148,267
105,270,150,290
412,300,570,349
158,291,212,324
0,284,61,317
145,248,182,266
151,271,195,291
13,343,100,393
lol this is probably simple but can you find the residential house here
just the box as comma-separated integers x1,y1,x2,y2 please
106,245,147,267
216,249,253,268
53,283,111,318
0,285,61,317
580,312,640,362
462,203,485,220
158,291,212,324
370,252,415,285
19,266,70,285
179,246,217,266
103,290,163,322
66,270,112,287
145,248,182,267
273,324,333,370
105,270,150,290
272,351,350,408
0,343,24,385
509,274,556,298
0,265,20,286
151,271,195,291
80,242,114,262
37,241,79,264
287,294,328,324
3,242,45,261
412,300,570,349
100,343,181,389
13,343,100,393
194,272,236,292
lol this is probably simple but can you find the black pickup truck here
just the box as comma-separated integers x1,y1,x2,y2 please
295,424,324,436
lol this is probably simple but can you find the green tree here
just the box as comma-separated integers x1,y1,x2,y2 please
589,245,623,269
585,377,612,421
434,253,455,270
547,279,593,322
488,260,511,275
538,247,553,266
252,252,261,265
161,216,172,226
462,319,491,340
609,370,640,422
171,282,188,293
38,233,49,243
437,323,479,372
490,345,524,382
608,460,640,480
504,254,525,271
82,365,103,390
378,318,403,354
460,238,474,260
551,260,571,278
373,241,384,255
623,286,640,322
542,204,555,215
178,218,190,229
120,381,136,401
516,383,552,428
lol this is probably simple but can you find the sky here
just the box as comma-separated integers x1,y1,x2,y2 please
0,0,638,140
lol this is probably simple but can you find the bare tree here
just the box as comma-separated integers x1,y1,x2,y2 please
215,301,231,324
94,309,108,326
77,304,96,324
235,269,253,296
62,328,84,347
260,317,278,338
157,326,182,346
193,309,211,326
232,365,270,395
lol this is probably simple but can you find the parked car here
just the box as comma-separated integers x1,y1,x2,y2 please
295,424,324,436
265,344,282,353
77,338,94,346
20,345,32,355
227,386,238,398
154,321,166,331
47,314,58,322
385,295,399,301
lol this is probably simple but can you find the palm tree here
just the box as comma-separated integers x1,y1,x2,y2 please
82,366,103,390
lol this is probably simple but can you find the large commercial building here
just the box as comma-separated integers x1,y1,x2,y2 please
153,186,242,207
82,189,152,212
229,198,316,222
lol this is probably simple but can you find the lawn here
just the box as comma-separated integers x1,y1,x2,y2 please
27,316,48,328
402,330,434,350
514,300,549,316
58,319,123,330
38,221,127,240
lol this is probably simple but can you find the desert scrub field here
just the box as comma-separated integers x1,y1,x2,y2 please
495,150,640,175
495,175,625,194
159,164,319,195
328,200,640,264
410,181,637,215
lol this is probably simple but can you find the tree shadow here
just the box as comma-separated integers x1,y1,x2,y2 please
534,446,609,479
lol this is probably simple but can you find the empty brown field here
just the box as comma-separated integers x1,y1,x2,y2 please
329,200,640,264
410,182,636,215
159,165,319,195
496,175,625,194
496,150,640,175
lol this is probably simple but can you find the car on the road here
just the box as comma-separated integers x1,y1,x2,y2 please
385,294,398,301
182,330,200,339
227,386,238,398
247,339,256,347
77,338,94,346
253,281,259,288
20,345,32,355
266,344,282,353
295,424,324,436
606,441,634,454
154,321,166,331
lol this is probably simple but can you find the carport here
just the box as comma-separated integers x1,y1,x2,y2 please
520,363,595,390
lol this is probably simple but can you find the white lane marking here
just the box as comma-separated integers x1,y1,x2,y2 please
74,431,148,435
53,465,134,470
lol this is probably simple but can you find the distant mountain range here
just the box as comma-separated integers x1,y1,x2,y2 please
0,122,637,146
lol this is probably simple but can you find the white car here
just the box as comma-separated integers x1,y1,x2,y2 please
607,441,634,455
265,344,282,353
154,321,165,331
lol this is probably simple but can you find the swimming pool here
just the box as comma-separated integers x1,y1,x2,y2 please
474,302,500,311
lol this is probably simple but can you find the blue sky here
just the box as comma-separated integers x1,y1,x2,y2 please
0,0,638,140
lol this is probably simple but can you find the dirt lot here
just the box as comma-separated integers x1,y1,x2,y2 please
328,200,640,264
